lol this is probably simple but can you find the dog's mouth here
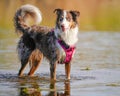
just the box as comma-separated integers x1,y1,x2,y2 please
61,25,69,32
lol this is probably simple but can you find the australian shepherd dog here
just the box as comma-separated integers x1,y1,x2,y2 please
14,4,80,80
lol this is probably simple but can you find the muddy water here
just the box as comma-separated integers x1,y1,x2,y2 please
0,31,120,96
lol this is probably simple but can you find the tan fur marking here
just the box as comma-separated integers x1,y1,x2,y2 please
28,49,43,76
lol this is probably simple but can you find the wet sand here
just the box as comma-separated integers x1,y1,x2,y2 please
0,31,120,96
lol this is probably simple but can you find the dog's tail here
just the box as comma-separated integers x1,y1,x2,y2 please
14,4,42,34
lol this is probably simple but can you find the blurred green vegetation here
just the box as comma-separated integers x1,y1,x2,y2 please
0,0,120,32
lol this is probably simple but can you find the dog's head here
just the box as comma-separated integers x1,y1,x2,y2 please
54,9,80,32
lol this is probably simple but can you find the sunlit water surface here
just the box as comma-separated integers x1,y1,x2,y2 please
0,31,120,96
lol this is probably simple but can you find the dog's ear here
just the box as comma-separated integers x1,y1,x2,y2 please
70,11,80,17
54,8,63,15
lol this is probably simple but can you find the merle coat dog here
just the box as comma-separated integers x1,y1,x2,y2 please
14,4,80,80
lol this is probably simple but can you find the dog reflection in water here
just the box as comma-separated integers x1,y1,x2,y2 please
19,81,70,96
48,82,70,96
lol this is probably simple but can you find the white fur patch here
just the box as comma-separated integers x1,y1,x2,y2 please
61,26,78,45
55,26,79,46
62,11,70,29
20,4,42,24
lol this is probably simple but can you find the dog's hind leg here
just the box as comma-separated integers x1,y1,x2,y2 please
18,59,29,77
18,49,33,77
28,57,43,76
28,50,43,76
28,60,41,76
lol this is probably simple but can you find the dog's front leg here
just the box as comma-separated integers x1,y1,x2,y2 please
50,61,57,81
65,62,71,80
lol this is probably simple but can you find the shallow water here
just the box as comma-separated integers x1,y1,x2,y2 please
0,31,120,96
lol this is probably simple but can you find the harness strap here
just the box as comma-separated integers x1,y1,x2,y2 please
51,29,76,64
58,40,76,64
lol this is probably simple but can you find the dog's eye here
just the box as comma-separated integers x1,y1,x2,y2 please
59,17,63,22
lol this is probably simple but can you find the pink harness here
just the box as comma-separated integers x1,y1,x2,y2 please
51,29,76,64
58,40,76,64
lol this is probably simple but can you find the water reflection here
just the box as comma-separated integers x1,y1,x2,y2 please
19,81,41,96
47,81,70,96
19,81,70,96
